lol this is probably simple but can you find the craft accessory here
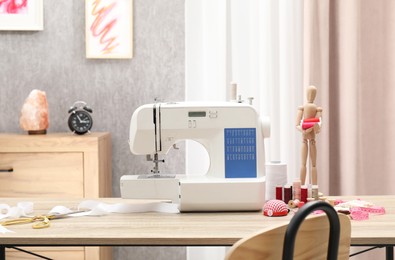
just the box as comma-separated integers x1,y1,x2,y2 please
266,162,287,201
319,196,327,201
301,118,320,130
276,185,283,200
301,185,308,202
350,208,370,221
303,117,320,123
312,185,319,200
263,200,289,217
0,210,86,229
283,185,292,204
293,179,301,200
229,82,237,101
348,205,385,221
334,199,386,221
358,206,386,214
308,185,312,198
288,199,300,208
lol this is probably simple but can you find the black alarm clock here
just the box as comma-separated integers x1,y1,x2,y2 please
68,101,93,135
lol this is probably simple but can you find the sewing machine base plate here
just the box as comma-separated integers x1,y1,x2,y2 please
120,175,265,212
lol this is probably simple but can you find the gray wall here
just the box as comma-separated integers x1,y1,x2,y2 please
0,0,185,259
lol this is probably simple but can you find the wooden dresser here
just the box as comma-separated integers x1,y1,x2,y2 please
0,132,112,260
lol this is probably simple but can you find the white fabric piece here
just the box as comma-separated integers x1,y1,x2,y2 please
0,225,14,234
0,201,34,220
77,200,180,215
0,200,179,235
0,204,11,220
48,205,72,215
0,202,34,234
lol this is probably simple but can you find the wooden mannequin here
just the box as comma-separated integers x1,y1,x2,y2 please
296,85,322,185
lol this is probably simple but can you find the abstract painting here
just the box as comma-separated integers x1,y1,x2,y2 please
86,0,133,59
0,0,43,30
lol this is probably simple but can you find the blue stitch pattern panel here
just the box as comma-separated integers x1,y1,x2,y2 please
224,128,257,178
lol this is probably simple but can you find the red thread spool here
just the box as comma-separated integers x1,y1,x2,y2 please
283,185,292,203
304,117,320,122
301,185,308,203
276,186,283,200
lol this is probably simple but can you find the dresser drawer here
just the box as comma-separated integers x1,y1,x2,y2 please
0,132,112,260
0,152,84,198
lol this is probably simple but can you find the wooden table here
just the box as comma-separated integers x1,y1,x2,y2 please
0,196,394,259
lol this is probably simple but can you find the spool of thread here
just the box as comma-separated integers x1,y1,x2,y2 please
293,179,301,200
319,196,327,201
301,185,308,203
265,162,287,201
275,185,283,201
288,199,300,208
302,117,320,130
283,185,292,204
229,82,237,101
298,201,305,208
312,185,319,200
308,185,313,198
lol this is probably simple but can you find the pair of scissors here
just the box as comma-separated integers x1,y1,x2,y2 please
0,210,86,229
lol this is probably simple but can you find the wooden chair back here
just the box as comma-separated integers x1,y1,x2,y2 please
225,202,351,260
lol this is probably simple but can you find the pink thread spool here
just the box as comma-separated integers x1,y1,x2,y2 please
293,180,301,200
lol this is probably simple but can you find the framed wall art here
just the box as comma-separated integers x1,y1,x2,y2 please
85,0,133,59
0,0,43,31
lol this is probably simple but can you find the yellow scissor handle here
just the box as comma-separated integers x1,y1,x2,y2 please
32,216,50,229
1,216,50,229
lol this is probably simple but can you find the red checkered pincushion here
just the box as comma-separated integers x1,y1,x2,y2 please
263,200,289,217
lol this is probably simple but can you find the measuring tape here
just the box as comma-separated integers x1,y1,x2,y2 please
350,206,385,221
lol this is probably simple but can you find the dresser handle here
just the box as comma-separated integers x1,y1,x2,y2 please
0,168,13,172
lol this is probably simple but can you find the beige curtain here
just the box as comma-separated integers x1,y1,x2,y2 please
304,0,395,197
304,2,395,257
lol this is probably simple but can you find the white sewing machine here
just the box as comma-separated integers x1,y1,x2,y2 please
120,101,270,211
